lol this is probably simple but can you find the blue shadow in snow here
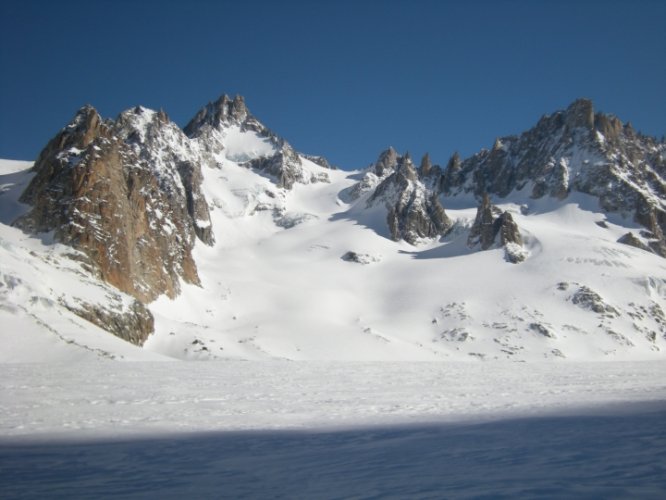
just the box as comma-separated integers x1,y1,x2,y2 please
1,401,665,499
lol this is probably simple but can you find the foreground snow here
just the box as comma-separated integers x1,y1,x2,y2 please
1,361,665,498
2,360,664,437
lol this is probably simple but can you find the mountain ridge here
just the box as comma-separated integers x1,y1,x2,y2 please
1,94,664,362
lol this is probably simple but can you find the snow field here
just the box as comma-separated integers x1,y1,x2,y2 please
1,361,665,499
1,360,664,438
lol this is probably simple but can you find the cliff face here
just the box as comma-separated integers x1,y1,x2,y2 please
15,105,213,304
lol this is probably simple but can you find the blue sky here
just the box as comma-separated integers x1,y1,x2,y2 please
1,0,664,169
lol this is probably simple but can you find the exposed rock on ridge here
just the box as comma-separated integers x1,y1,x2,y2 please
367,152,451,244
438,99,666,256
353,99,664,257
15,105,214,305
344,147,401,201
184,94,326,189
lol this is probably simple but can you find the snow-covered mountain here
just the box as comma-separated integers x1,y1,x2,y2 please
1,96,665,362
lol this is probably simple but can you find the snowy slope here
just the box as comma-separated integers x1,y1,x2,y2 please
2,150,666,362
0,160,169,362
146,160,666,361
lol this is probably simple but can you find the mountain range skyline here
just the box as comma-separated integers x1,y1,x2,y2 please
2,90,664,361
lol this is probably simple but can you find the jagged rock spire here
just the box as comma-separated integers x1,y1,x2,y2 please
564,98,595,130
184,94,249,135
419,153,432,177
440,152,462,194
467,194,524,260
467,193,496,250
368,148,451,244
374,147,399,177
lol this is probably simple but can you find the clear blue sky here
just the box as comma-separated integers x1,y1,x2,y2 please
1,0,664,169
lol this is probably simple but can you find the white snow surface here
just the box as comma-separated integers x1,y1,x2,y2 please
1,360,664,439
147,165,666,362
221,124,277,162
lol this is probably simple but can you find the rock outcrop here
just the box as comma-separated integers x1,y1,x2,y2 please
467,194,525,262
15,105,214,305
570,284,620,317
367,153,451,244
341,251,381,265
467,194,501,250
62,295,154,346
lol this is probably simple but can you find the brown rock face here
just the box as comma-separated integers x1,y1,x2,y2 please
15,106,214,306
495,211,523,247
467,194,498,250
62,296,154,346
468,194,523,255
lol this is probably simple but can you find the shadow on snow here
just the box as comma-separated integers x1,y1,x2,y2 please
1,401,665,499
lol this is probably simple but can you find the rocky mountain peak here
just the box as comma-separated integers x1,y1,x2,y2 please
14,104,213,309
183,93,327,191
374,147,399,177
62,105,107,150
564,98,595,131
419,153,432,177
183,94,250,135
434,98,666,256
